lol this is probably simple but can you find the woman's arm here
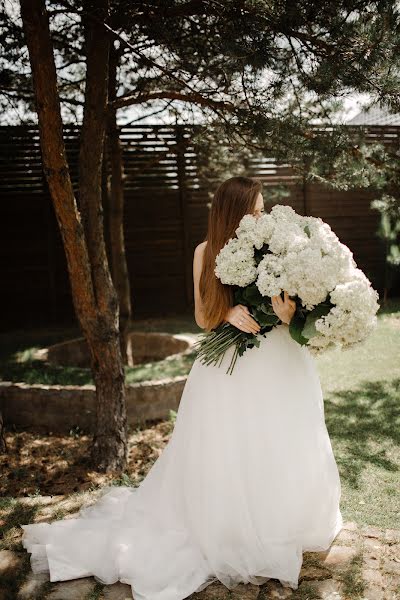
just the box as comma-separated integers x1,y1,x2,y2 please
193,242,207,328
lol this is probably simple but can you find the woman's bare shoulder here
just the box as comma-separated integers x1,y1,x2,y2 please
194,240,207,256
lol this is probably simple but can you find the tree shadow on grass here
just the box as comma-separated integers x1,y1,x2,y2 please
0,498,40,550
0,498,50,599
0,358,93,386
323,378,400,489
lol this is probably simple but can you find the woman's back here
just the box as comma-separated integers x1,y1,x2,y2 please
193,240,207,328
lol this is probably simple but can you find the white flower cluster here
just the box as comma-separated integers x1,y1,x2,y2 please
309,269,379,353
255,207,356,309
214,203,379,352
214,237,257,287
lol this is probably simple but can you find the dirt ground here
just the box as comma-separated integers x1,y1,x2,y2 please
0,419,174,497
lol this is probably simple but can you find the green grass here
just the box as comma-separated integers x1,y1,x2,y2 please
0,312,200,386
0,350,199,386
316,298,400,530
85,581,105,600
289,582,320,600
0,497,41,552
338,543,365,599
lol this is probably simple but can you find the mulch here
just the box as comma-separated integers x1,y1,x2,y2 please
0,420,173,497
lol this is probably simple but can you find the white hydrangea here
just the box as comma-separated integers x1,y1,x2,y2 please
269,204,302,223
256,253,285,297
255,210,308,255
214,204,379,353
254,212,358,309
214,237,257,286
279,248,336,309
235,214,265,249
254,213,275,243
309,269,380,350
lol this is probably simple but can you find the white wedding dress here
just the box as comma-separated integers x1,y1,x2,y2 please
21,323,343,600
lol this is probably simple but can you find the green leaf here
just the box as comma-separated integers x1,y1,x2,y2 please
302,302,333,340
259,301,275,315
250,338,261,348
254,243,271,265
253,308,279,326
289,310,308,345
233,286,246,305
242,283,264,306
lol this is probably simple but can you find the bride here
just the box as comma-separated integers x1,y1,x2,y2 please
21,176,343,600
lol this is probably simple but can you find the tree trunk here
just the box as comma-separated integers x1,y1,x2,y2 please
0,412,7,453
20,0,128,473
79,0,128,470
107,42,133,366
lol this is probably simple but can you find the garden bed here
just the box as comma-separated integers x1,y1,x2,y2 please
0,329,198,433
0,417,174,497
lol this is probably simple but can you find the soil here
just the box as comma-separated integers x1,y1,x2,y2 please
0,419,173,497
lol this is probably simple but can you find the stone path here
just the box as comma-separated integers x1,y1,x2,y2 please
1,520,399,600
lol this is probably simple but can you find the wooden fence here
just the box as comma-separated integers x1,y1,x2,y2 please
0,124,399,328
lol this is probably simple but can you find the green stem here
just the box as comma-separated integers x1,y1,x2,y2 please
197,332,243,366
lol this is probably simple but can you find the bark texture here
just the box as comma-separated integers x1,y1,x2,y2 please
107,42,133,366
20,0,128,472
0,412,7,453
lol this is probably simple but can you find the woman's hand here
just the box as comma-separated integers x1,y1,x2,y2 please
224,304,261,334
271,291,296,325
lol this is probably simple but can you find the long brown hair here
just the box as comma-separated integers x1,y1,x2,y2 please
199,176,263,331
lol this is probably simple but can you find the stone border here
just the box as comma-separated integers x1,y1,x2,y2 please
43,332,194,367
0,333,198,434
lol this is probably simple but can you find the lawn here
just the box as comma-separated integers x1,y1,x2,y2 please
316,298,400,530
0,301,399,532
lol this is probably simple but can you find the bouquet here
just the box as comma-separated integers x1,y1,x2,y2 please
194,204,380,374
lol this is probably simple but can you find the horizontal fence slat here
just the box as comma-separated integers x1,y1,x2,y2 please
0,123,398,327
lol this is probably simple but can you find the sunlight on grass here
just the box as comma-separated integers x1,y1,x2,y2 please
13,346,43,362
0,314,200,386
0,352,198,386
316,316,400,394
314,302,400,530
124,351,197,384
0,360,93,385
